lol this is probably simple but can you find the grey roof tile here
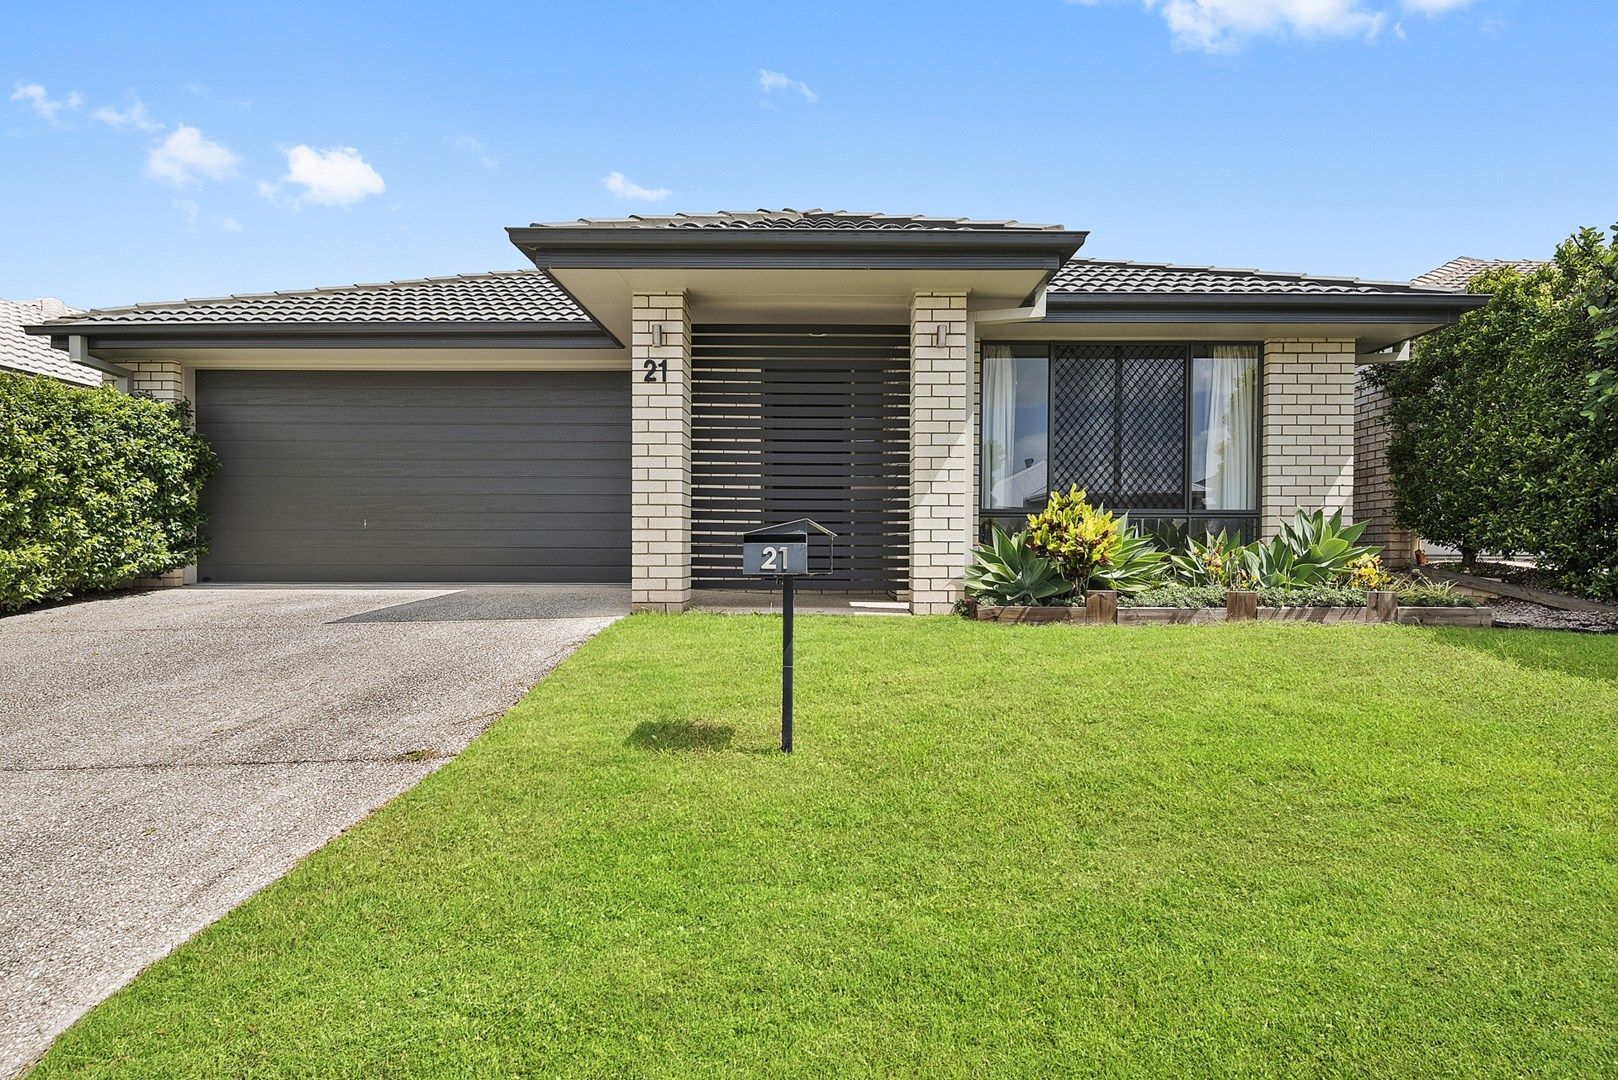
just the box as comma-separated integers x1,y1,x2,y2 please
1,299,100,385
1412,256,1545,292
1048,259,1466,297
37,270,593,327
532,208,1066,232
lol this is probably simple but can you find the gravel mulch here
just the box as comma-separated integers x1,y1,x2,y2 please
1489,598,1618,634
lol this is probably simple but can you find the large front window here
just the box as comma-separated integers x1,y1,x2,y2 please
980,342,1260,538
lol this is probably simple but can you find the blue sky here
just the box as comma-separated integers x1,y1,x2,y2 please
2,0,1610,309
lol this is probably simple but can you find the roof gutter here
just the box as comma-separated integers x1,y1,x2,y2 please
26,320,621,351
1042,290,1489,324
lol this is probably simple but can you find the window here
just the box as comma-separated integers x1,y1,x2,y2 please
980,344,1049,512
980,342,1261,538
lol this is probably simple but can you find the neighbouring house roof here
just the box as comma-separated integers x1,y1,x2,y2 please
1042,258,1486,325
26,270,616,350
1412,256,1546,292
1,298,100,385
532,208,1067,232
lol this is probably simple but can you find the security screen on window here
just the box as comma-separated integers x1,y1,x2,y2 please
980,345,1049,510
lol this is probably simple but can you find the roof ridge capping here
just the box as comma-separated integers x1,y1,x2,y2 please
528,208,1070,231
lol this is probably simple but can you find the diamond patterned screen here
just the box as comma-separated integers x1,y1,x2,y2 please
1051,344,1186,511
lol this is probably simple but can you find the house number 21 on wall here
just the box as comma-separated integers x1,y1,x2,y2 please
642,358,668,383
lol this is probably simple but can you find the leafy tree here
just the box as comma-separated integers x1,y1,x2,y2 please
1581,222,1618,425
1372,227,1618,599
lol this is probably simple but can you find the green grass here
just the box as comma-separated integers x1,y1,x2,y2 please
33,617,1618,1078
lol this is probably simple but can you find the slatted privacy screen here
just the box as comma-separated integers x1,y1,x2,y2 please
1050,343,1187,509
691,325,910,591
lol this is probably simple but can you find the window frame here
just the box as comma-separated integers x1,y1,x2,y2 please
978,341,1263,537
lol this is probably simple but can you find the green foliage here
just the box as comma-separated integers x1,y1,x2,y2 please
963,526,1073,606
1582,223,1618,424
1168,529,1253,588
1394,580,1480,608
0,374,219,611
1255,584,1368,608
1242,509,1379,587
1117,582,1227,608
1089,518,1169,595
1024,486,1122,592
1374,226,1618,598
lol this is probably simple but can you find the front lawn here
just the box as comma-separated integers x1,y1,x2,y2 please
33,618,1618,1077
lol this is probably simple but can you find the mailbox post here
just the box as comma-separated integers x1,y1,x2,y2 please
741,519,836,753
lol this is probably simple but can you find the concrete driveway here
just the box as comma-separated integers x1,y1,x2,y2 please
0,585,625,1077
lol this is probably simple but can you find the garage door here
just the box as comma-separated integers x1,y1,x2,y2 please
195,370,630,583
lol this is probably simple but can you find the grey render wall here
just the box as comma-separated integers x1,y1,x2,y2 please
195,369,630,583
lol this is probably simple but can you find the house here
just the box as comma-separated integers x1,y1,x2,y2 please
1354,256,1544,566
26,209,1485,612
1,298,101,385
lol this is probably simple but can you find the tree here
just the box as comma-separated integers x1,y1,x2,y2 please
1372,227,1618,598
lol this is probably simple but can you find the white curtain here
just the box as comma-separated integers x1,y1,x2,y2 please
1202,346,1257,510
982,346,1016,506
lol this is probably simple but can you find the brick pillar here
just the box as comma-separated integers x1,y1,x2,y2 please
631,292,692,612
128,359,184,402
1354,368,1419,567
129,358,189,586
1260,339,1355,538
909,292,973,614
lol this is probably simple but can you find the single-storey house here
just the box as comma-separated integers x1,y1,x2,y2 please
27,209,1486,612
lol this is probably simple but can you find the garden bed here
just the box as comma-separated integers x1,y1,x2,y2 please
974,590,1491,627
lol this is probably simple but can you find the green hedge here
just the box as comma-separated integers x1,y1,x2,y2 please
0,373,219,612
1373,226,1618,602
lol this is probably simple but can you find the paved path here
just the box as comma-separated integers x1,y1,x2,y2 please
0,585,625,1077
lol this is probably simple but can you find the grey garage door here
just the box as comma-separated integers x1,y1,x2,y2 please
195,370,630,583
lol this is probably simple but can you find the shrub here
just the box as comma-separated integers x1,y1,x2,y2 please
963,527,1073,607
1255,584,1368,608
0,375,219,612
1024,486,1120,593
1395,581,1481,608
1089,521,1169,595
1375,226,1618,599
1118,583,1227,609
1346,554,1393,590
1168,529,1253,589
1245,509,1379,587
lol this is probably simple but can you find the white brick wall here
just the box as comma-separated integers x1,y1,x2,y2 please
1354,368,1418,566
129,359,184,402
909,292,973,614
130,358,188,586
1261,338,1356,537
631,292,692,612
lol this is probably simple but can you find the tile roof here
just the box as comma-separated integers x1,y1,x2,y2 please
1,298,100,385
1048,259,1461,297
531,208,1066,232
1412,256,1545,292
35,270,593,327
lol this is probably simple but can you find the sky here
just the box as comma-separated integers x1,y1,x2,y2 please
1,0,1611,310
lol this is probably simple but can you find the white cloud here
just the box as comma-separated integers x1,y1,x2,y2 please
90,98,163,132
449,133,498,171
146,125,241,185
1064,0,1484,51
9,83,83,125
758,68,818,103
602,170,671,202
172,197,243,233
260,145,386,207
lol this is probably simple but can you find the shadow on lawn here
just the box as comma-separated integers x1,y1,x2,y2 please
1428,626,1618,685
626,720,736,752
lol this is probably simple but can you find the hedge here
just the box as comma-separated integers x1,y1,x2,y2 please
0,373,219,612
1372,226,1618,602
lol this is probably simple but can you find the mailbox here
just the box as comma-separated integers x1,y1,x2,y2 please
739,518,837,754
741,518,836,579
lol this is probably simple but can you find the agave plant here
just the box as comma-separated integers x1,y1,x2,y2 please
964,527,1074,606
1248,509,1381,587
1169,529,1253,588
1091,516,1169,595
